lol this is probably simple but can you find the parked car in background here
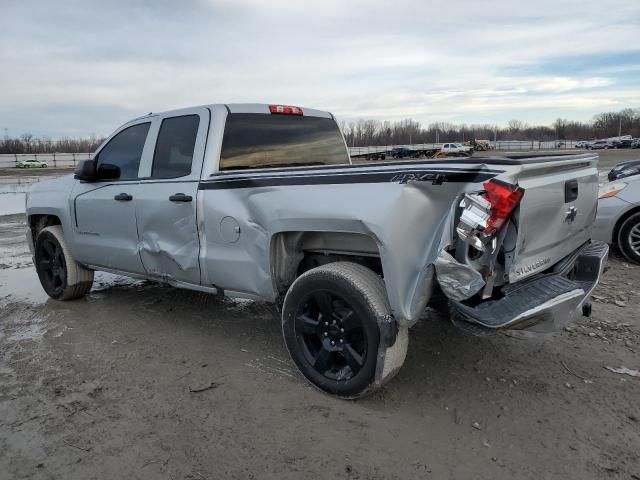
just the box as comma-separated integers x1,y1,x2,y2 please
593,175,640,264
588,140,612,150
608,160,640,181
16,159,47,168
575,140,591,148
390,147,414,159
632,139,640,149
615,139,633,149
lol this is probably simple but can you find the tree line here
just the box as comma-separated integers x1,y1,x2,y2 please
341,108,640,147
1,108,638,153
0,133,105,155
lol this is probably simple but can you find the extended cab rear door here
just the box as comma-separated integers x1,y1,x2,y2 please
134,107,210,285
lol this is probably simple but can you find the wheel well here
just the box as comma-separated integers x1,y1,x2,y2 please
28,214,61,244
271,231,383,295
613,206,640,244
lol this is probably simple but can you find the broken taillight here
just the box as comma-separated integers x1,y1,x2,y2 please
269,105,304,116
482,180,524,235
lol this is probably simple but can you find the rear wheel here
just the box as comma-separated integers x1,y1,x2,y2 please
618,213,640,264
282,262,408,398
35,225,94,300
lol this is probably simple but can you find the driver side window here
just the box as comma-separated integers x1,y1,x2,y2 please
97,122,151,180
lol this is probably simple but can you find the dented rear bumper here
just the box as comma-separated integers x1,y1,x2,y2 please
447,241,608,334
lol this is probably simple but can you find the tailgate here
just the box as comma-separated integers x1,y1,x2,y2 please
508,155,599,282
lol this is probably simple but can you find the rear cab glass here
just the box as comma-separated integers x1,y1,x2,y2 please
219,113,349,171
151,115,200,178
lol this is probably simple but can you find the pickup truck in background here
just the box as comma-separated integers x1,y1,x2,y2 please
25,103,608,398
440,142,473,155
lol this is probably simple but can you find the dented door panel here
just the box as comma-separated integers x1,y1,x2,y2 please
135,181,201,284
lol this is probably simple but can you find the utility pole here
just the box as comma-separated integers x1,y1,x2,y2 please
619,116,622,137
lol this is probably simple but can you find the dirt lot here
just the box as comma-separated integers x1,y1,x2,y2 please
1,151,640,479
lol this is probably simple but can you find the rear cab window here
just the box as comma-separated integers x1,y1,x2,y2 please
151,115,200,178
219,113,349,171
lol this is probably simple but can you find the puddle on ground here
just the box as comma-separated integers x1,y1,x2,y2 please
0,267,49,305
0,193,26,215
0,264,143,306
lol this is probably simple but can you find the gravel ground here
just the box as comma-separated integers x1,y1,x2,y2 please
1,151,639,479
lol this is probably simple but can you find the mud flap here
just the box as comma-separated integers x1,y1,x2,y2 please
372,314,409,389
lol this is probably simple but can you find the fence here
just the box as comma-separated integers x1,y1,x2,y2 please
0,140,586,168
0,153,92,169
349,140,583,157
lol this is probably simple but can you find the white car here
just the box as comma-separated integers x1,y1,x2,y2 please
16,159,48,168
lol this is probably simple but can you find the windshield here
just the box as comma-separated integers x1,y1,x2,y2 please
219,113,349,171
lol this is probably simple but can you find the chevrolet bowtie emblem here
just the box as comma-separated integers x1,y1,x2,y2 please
565,206,578,223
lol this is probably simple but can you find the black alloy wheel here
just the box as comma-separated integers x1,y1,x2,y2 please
35,235,67,298
294,290,368,381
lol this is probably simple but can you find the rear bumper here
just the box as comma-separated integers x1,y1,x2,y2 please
449,241,608,334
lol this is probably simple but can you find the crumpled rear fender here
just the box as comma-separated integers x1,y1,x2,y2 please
200,174,489,327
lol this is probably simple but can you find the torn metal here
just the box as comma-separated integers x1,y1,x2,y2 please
456,193,491,252
434,250,485,301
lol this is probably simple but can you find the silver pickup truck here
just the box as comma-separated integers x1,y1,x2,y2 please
26,103,608,398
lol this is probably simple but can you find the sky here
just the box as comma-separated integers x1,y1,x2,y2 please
0,0,639,138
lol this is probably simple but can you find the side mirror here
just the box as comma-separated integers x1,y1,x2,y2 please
74,159,98,181
97,163,121,180
74,159,121,181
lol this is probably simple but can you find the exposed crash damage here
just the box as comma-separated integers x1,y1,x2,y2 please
25,103,607,398
435,165,607,335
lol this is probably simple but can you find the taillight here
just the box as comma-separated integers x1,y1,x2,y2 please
269,105,303,116
483,180,524,235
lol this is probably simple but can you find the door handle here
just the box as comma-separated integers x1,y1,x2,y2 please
169,193,193,203
114,193,133,201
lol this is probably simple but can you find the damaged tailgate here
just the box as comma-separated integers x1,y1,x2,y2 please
506,154,599,282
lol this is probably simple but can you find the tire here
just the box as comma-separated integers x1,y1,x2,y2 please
617,213,640,264
282,262,408,399
34,225,94,300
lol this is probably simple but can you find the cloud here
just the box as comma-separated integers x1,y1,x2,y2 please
0,0,638,136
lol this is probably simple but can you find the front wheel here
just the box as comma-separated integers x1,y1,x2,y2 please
282,262,408,399
35,225,94,300
618,213,640,264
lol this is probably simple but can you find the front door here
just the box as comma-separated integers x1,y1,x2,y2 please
134,108,209,285
72,121,152,274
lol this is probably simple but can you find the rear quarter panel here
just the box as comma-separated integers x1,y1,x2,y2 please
198,163,502,325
